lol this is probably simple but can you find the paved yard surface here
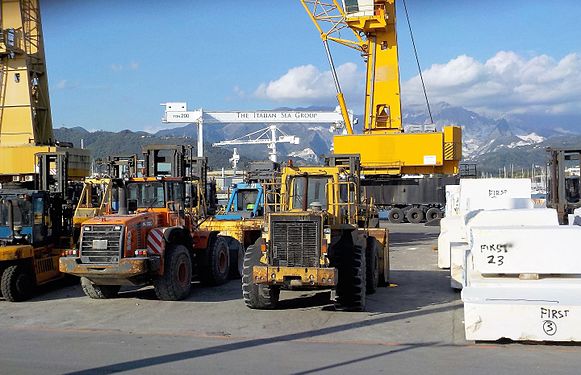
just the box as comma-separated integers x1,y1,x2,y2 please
1,223,580,374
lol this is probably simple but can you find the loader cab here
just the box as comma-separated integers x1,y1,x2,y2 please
282,167,360,226
289,175,331,212
216,183,264,220
125,179,186,212
0,191,51,246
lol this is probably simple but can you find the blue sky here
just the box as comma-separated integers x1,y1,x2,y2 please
42,0,581,132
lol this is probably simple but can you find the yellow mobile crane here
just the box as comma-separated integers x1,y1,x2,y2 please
0,0,90,301
301,0,462,223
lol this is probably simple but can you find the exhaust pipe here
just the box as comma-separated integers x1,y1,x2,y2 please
118,184,128,215
6,200,14,237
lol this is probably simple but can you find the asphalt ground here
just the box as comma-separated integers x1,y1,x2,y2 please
1,223,580,374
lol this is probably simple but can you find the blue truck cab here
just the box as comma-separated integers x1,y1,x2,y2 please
215,183,264,220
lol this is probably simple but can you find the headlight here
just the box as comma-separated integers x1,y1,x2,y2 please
113,225,123,231
83,226,92,232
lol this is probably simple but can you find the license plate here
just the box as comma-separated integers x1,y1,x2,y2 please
92,240,108,249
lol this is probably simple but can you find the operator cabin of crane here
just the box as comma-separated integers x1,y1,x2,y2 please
343,0,375,17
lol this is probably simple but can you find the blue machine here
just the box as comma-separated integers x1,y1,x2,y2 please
215,183,265,221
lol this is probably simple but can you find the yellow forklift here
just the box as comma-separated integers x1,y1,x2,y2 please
243,155,389,311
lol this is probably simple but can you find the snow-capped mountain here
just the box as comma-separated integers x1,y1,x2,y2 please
288,148,320,163
404,103,547,159
56,103,580,173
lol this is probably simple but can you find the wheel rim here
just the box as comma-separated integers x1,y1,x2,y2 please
218,247,228,274
177,260,188,286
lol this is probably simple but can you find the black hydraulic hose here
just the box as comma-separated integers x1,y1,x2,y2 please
402,0,434,125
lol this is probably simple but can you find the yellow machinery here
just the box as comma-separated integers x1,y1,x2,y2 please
243,155,388,311
0,0,90,180
73,178,116,226
199,185,265,279
73,155,139,229
301,0,462,222
0,0,90,301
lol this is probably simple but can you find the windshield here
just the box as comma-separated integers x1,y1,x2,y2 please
291,176,330,210
127,182,165,208
0,197,33,233
235,190,259,211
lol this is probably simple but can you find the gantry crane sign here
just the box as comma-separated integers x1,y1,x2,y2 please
161,103,354,158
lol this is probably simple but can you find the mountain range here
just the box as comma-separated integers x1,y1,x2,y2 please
54,104,581,174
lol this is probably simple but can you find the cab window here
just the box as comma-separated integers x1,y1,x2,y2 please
127,182,165,208
291,176,330,210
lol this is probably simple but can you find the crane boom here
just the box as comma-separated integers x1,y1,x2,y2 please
301,0,462,177
0,0,53,146
301,0,401,133
0,0,90,180
301,0,462,222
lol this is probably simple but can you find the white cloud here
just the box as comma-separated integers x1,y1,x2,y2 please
254,63,364,105
55,79,79,90
252,51,581,116
111,63,124,72
403,51,581,115
233,85,246,97
111,61,140,72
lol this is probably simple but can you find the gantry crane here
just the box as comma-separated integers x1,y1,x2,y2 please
213,124,300,163
161,102,353,158
301,0,462,223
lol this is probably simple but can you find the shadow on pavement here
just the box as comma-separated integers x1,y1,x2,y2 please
13,276,86,303
65,304,458,375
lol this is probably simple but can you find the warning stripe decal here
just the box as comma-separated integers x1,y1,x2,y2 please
147,228,164,254
444,143,456,161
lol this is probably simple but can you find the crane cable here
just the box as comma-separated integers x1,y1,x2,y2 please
402,0,434,125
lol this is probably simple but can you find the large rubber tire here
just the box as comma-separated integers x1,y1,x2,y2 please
365,237,379,295
1,264,34,302
200,236,230,286
154,245,192,301
81,277,120,299
426,207,443,221
406,207,424,224
228,239,245,279
388,208,404,223
0,267,5,297
335,242,366,311
242,239,280,309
